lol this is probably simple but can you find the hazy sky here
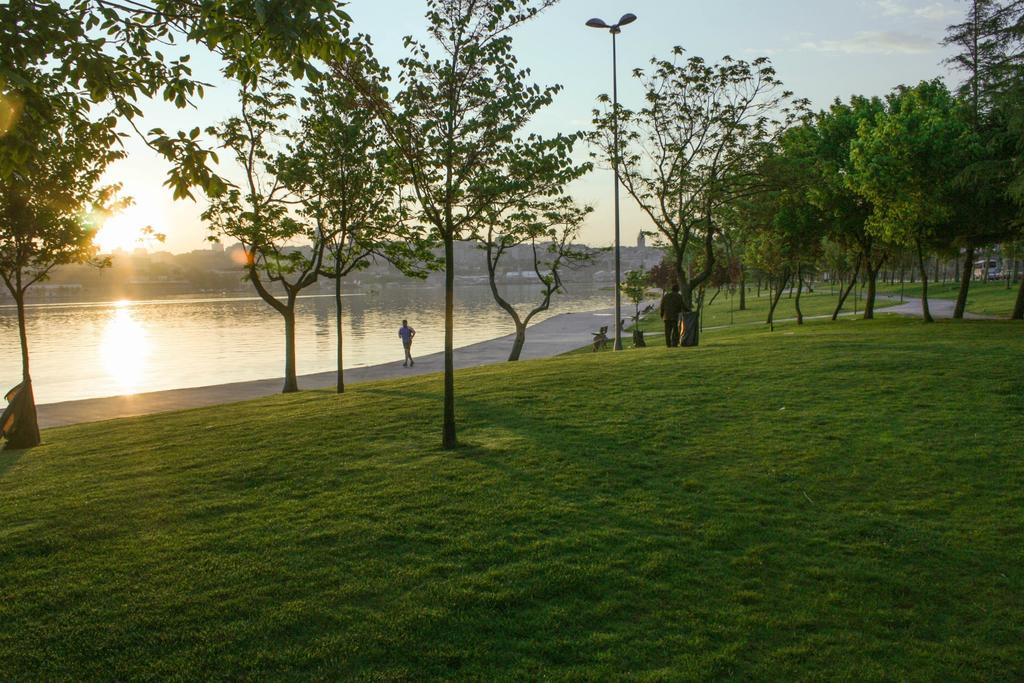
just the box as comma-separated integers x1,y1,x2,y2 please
98,0,965,254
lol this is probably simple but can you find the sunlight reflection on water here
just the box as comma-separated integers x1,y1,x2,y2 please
100,302,150,395
0,284,613,404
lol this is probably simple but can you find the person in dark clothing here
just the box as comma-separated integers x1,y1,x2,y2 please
659,284,685,347
398,319,416,367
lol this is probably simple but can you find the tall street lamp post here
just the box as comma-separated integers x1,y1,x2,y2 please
586,13,636,351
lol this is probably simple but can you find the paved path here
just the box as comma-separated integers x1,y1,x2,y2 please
875,294,997,320
37,306,638,429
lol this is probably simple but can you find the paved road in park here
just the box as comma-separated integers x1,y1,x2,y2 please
875,294,997,320
37,306,640,429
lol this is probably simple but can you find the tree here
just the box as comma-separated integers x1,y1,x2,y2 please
850,81,973,323
714,200,753,311
1005,77,1024,319
944,0,1024,122
340,0,560,448
819,237,862,320
590,48,803,312
743,126,827,327
0,73,122,448
745,228,790,331
1,1,351,442
482,197,592,360
477,126,592,361
943,0,1023,318
812,96,892,319
772,197,825,326
961,0,1024,318
646,255,678,291
621,268,653,338
283,76,434,393
1,0,352,200
202,69,324,393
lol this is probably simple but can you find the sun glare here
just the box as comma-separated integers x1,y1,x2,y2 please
93,204,162,253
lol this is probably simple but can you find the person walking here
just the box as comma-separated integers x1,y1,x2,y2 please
398,319,416,367
659,284,685,348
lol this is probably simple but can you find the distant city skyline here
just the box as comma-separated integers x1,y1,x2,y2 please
98,0,964,254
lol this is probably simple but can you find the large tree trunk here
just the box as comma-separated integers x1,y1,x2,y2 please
282,300,299,393
739,267,747,310
917,241,934,324
953,246,974,320
15,290,30,386
334,262,345,393
1012,272,1024,320
795,266,804,325
247,266,305,395
442,236,456,449
677,227,715,313
9,288,41,449
864,258,882,320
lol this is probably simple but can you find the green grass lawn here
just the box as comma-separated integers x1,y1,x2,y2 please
876,279,1022,317
614,287,893,351
2,317,1023,679
666,285,894,330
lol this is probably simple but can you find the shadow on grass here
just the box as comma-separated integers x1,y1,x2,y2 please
0,446,26,478
357,380,684,518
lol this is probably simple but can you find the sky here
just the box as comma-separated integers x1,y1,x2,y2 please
96,0,966,254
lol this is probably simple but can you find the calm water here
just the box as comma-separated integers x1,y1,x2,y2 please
0,283,612,405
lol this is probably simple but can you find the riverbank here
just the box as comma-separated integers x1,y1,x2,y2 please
1,283,618,406
35,287,988,428
36,307,631,428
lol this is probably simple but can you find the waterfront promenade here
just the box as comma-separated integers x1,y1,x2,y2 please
37,308,626,428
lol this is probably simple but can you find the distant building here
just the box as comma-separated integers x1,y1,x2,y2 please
211,241,225,253
637,231,646,249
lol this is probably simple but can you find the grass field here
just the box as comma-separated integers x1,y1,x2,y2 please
613,287,893,351
2,317,1023,679
649,285,895,331
876,279,1022,317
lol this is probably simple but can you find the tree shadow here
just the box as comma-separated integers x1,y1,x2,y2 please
0,447,26,478
356,382,685,533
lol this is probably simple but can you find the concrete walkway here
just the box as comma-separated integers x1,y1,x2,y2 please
37,307,634,429
875,294,997,320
